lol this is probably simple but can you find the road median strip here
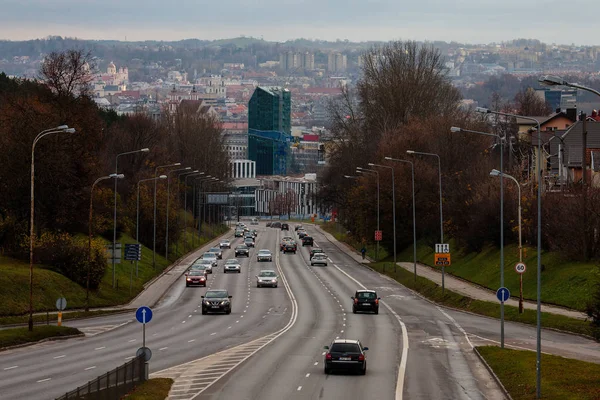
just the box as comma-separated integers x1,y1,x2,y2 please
0,326,83,350
122,378,173,400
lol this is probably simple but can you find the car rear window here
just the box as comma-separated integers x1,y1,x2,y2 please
330,343,360,353
357,292,376,299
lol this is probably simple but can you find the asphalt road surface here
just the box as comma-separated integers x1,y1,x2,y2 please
1,222,598,400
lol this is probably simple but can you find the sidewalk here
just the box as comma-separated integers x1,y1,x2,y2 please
313,225,588,321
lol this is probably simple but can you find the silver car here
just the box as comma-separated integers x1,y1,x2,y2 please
257,249,273,262
209,247,223,259
256,270,278,288
244,237,255,248
192,259,213,273
310,253,328,266
201,253,218,270
224,259,241,273
219,239,231,249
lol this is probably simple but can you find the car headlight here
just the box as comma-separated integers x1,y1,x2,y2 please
221,300,230,305
186,278,191,281
204,300,211,305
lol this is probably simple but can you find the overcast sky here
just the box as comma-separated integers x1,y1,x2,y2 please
1,0,598,45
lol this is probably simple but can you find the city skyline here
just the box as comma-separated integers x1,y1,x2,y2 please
1,0,599,46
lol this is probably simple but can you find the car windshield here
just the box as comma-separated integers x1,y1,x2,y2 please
191,265,207,270
330,343,361,353
205,291,228,298
259,271,276,277
236,246,247,250
203,253,217,258
258,250,270,254
197,260,211,265
189,271,204,276
357,292,377,299
225,260,238,264
245,238,253,242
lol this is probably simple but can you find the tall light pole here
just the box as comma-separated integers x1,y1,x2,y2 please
539,75,600,97
137,175,167,277
385,157,417,282
153,162,181,268
490,169,524,313
175,170,198,258
113,147,150,288
166,167,191,260
88,173,123,312
29,125,76,331
184,172,205,251
406,150,444,291
357,167,380,260
451,125,506,347
197,176,215,236
478,107,542,399
368,163,397,267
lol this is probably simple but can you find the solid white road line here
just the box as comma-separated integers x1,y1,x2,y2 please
3,366,18,370
84,366,96,371
53,355,66,359
332,263,409,400
37,378,51,383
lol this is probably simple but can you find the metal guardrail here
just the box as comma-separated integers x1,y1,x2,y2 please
55,355,146,400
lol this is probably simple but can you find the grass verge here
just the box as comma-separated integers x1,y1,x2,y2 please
0,309,131,326
0,224,228,318
369,262,598,339
0,326,81,348
321,222,390,261
397,239,597,312
123,378,174,400
477,346,600,399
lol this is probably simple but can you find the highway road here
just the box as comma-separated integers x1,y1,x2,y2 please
1,222,599,399
0,225,291,400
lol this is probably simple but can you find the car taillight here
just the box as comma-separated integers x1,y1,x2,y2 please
358,354,365,361
354,298,358,304
375,299,379,305
325,353,332,360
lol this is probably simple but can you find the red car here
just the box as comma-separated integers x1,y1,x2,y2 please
185,270,207,287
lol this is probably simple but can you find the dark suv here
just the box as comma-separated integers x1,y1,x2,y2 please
302,236,314,246
324,339,368,375
235,245,249,257
351,290,380,314
281,223,289,231
201,289,232,315
283,241,297,254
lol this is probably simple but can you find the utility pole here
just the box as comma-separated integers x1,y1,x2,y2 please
582,113,588,260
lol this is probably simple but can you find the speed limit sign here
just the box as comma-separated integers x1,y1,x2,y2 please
515,262,526,274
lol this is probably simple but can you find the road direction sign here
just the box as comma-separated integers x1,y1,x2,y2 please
434,253,451,266
55,297,67,311
136,346,152,362
374,230,382,241
515,262,526,274
135,306,153,324
435,243,450,253
496,287,510,303
124,244,142,261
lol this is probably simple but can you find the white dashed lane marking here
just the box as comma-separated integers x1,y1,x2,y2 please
94,347,105,350
84,366,96,371
37,378,51,383
3,366,18,370
53,355,66,359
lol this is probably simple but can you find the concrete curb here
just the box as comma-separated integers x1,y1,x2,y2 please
0,308,134,329
0,333,85,352
473,347,513,400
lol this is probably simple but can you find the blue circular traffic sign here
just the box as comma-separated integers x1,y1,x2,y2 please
496,287,510,303
135,306,153,324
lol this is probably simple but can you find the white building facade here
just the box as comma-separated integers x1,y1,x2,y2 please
231,160,256,179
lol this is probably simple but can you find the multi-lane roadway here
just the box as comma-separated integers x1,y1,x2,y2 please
0,222,598,400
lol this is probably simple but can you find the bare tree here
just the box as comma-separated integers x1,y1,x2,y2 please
514,87,552,116
39,49,95,98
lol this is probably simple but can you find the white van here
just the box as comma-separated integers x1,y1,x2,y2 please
251,217,259,225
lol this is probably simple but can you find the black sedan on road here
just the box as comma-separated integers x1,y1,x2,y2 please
235,245,249,257
324,339,368,375
201,289,232,315
302,236,314,246
351,290,380,314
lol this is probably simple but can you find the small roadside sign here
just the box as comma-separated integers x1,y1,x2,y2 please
56,297,67,311
496,287,510,303
515,262,526,274
136,346,152,362
124,244,142,261
435,243,450,253
135,306,153,324
374,230,382,241
434,253,451,266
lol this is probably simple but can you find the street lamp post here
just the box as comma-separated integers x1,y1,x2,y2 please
357,167,380,260
153,163,181,268
406,150,444,292
88,173,123,312
113,148,150,288
367,163,397,267
137,175,167,277
490,169,524,313
385,157,417,282
175,170,199,257
29,125,76,331
166,167,191,260
451,125,506,347
197,176,215,236
478,107,542,399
